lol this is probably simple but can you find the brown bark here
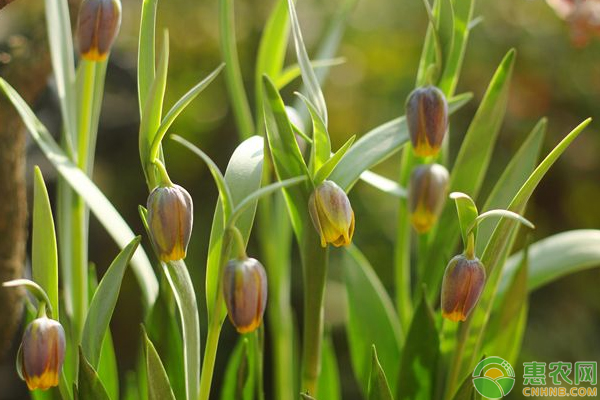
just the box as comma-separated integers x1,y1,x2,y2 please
0,32,51,357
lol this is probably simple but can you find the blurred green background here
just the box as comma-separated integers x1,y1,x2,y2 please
0,0,599,398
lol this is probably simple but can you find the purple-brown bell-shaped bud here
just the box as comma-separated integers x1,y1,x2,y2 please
17,317,66,391
406,85,448,157
147,184,193,262
309,180,355,247
441,255,486,322
76,0,122,61
223,257,268,334
408,163,450,233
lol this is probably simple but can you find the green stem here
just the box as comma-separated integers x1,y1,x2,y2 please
152,159,174,187
394,147,416,333
258,189,295,400
71,195,88,340
253,327,265,400
199,318,222,400
300,229,328,396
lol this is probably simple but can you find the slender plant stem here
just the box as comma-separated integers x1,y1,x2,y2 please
299,229,328,396
199,317,223,400
258,189,295,400
253,327,266,400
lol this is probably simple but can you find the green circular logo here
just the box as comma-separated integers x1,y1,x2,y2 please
472,356,516,399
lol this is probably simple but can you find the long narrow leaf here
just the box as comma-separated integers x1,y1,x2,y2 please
144,329,177,400
314,135,356,186
287,0,328,125
32,167,59,318
0,78,159,310
82,237,141,368
368,346,394,400
138,0,159,115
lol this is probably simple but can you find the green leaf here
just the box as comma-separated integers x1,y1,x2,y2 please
138,0,159,116
0,78,158,310
344,245,402,395
276,58,345,89
77,348,111,400
451,373,475,400
499,230,600,298
97,331,119,400
145,280,185,400
484,246,529,366
286,0,328,125
219,0,255,137
398,293,439,400
368,346,394,400
82,237,141,368
329,92,472,191
472,210,534,234
144,329,177,400
204,135,264,320
150,64,225,162
163,261,201,400
139,31,169,184
32,167,59,319
44,0,76,147
171,134,234,219
476,119,546,254
255,0,290,114
2,279,53,316
449,192,479,247
317,336,341,400
438,0,474,95
296,93,331,175
220,339,250,400
314,135,356,186
423,50,516,299
358,171,407,198
262,75,312,237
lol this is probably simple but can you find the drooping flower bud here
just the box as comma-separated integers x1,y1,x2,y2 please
76,0,122,61
147,184,193,262
406,85,448,157
223,257,268,334
17,317,66,391
441,255,486,322
408,163,450,233
308,180,355,247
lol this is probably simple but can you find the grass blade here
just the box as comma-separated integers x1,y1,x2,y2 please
144,329,177,400
138,0,159,116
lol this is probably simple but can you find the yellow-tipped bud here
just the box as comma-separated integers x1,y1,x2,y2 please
223,258,268,334
408,163,450,233
76,0,122,61
406,85,448,157
441,255,486,322
17,317,66,391
308,180,355,247
147,184,193,262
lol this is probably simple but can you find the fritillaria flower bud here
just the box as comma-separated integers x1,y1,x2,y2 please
223,258,268,334
147,184,193,262
408,163,450,233
441,255,486,322
17,317,66,391
76,0,122,61
308,180,355,247
406,85,448,157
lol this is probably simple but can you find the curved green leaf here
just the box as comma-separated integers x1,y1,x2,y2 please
144,329,176,400
449,192,479,247
82,237,141,368
314,135,356,186
359,171,407,198
287,0,328,125
220,338,251,400
0,78,158,310
317,336,341,400
398,293,439,400
499,230,600,298
329,92,472,191
205,136,264,320
32,167,59,319
276,58,345,89
368,346,393,400
77,348,110,400
138,0,159,116
345,245,402,395
296,93,331,175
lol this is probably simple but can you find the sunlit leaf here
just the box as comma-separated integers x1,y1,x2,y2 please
368,346,393,400
143,329,176,400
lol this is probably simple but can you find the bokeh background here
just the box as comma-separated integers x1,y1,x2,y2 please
0,0,599,398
